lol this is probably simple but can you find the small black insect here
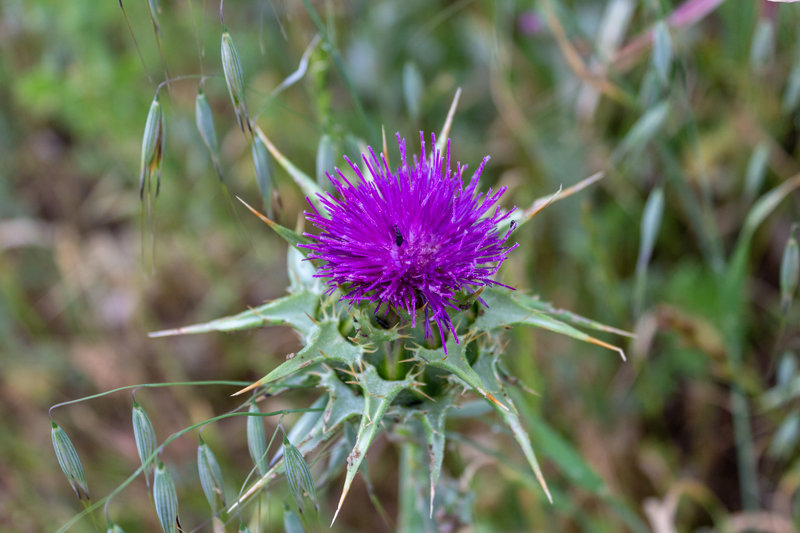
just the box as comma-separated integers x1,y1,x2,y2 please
509,220,517,231
394,225,404,247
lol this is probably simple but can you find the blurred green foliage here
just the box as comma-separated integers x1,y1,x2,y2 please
1,0,799,531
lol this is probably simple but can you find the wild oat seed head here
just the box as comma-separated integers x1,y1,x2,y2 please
303,132,517,348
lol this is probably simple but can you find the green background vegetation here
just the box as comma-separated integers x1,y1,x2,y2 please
1,0,799,531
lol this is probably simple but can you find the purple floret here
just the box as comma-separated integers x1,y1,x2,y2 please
302,132,517,349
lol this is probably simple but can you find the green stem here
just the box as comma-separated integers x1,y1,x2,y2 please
398,439,431,533
299,0,374,139
731,387,759,510
49,381,249,417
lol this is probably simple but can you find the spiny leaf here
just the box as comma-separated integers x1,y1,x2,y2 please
416,403,450,517
332,367,415,525
317,428,356,488
236,319,363,396
148,290,318,339
417,341,509,411
473,288,627,360
471,356,552,503
319,367,364,432
516,292,633,338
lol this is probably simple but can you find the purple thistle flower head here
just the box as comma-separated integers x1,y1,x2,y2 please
302,132,517,349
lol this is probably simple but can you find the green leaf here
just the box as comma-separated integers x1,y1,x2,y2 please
743,141,769,203
651,21,672,83
237,195,314,254
316,134,335,188
635,186,665,314
782,51,800,113
233,320,364,400
727,174,800,295
148,290,319,339
612,101,669,162
253,127,324,207
473,289,626,360
516,292,633,338
319,367,364,431
471,356,552,503
416,341,507,409
767,411,800,459
749,18,775,73
287,244,320,294
316,425,357,489
416,402,450,517
398,440,437,533
332,366,415,525
780,225,799,314
255,319,363,387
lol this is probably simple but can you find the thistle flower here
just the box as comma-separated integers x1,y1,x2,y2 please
303,132,517,347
